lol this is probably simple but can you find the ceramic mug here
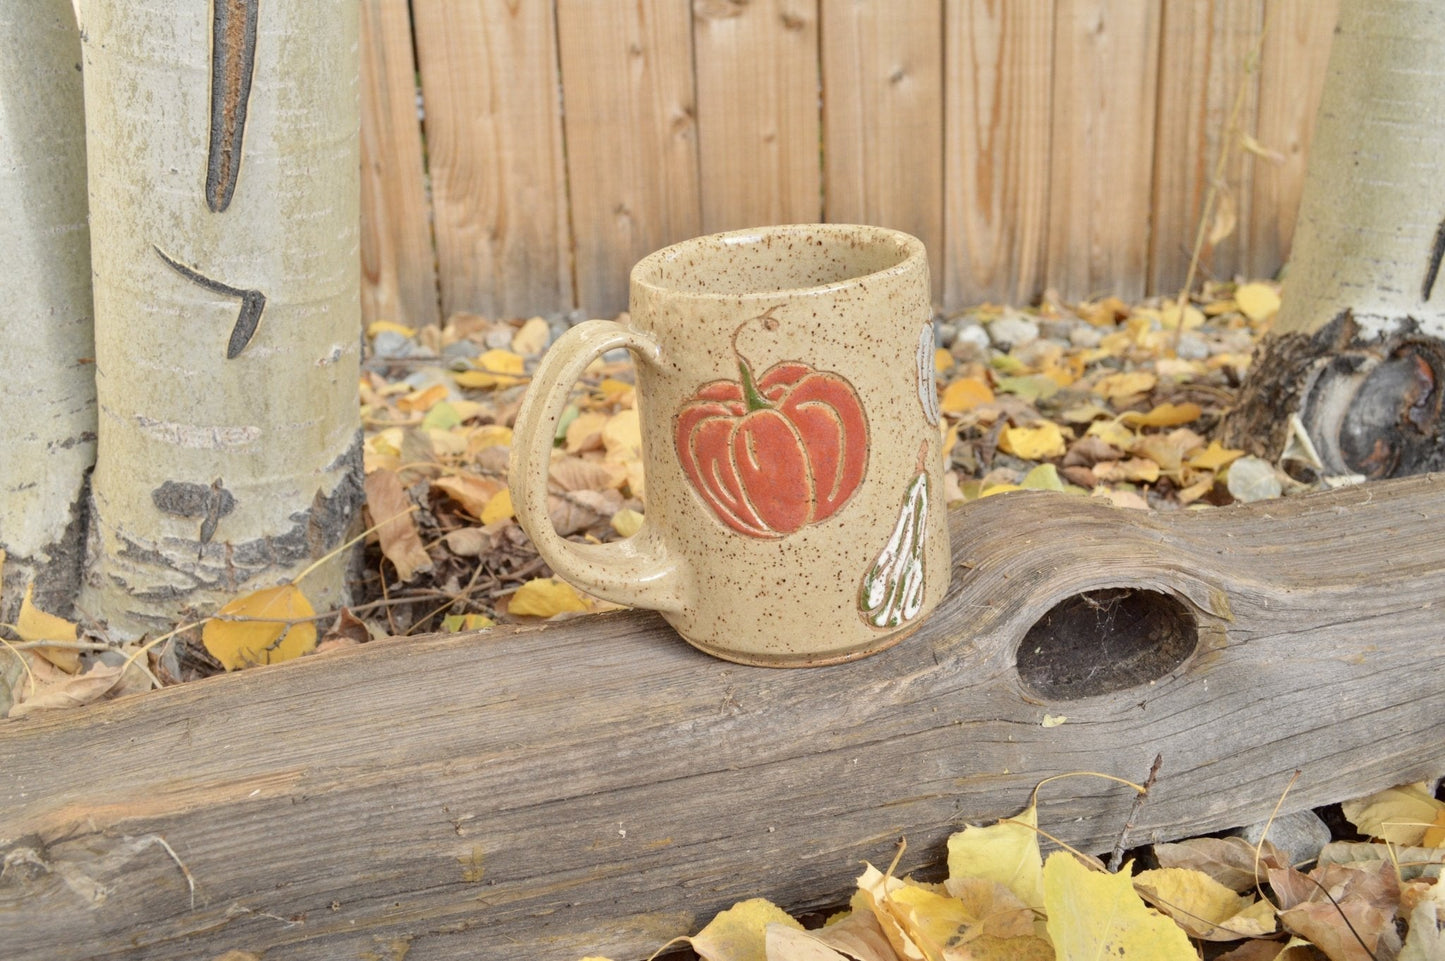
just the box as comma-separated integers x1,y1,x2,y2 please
509,224,950,666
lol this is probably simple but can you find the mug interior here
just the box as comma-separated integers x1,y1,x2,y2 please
632,224,922,298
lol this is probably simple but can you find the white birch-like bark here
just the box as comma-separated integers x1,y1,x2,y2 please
1274,0,1445,338
0,1,96,621
75,0,363,636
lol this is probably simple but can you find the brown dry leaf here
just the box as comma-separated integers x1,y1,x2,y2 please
202,583,318,671
16,583,80,673
443,527,491,557
1208,190,1238,247
1153,836,1282,892
396,382,449,413
548,489,623,535
7,662,126,718
550,455,628,492
433,471,506,517
364,468,432,581
1093,458,1161,484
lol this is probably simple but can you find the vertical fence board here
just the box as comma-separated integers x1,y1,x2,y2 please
942,0,1055,308
556,1,701,319
693,0,823,232
412,0,572,319
1149,0,1263,295
359,0,440,331
821,0,944,301
1046,0,1162,301
1245,0,1337,281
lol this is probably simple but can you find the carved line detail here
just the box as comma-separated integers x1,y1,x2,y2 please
207,0,259,212
154,245,267,359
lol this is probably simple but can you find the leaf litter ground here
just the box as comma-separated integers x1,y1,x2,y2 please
4,280,1443,959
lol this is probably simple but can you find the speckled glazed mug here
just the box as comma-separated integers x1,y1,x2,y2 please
510,224,950,666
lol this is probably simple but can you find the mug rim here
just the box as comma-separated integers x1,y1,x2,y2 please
630,223,926,302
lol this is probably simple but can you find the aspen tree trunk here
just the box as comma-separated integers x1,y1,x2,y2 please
1225,0,1445,476
75,0,363,637
0,1,96,622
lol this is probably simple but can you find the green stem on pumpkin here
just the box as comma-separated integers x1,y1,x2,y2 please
738,357,771,412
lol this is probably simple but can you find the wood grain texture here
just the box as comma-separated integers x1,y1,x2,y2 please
411,0,573,319
1245,0,1338,281
693,0,823,232
5,478,1445,960
556,0,701,319
942,0,1054,306
359,0,440,331
1148,0,1263,294
1046,0,1163,301
821,0,944,302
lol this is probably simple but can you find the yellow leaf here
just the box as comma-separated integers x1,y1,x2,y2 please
934,348,955,373
940,377,995,414
433,472,506,516
1021,464,1066,491
1134,868,1275,940
602,409,643,460
1043,853,1195,961
454,349,527,389
16,583,80,673
1234,282,1281,324
440,613,494,633
481,489,513,525
420,401,462,430
1423,807,1445,847
688,898,801,961
366,320,415,339
565,411,610,452
1094,371,1157,400
998,422,1066,460
595,378,636,405
1187,440,1244,472
611,508,645,538
1086,419,1137,451
507,578,590,618
978,483,1023,498
396,383,449,413
510,316,551,356
1160,302,1207,332
1342,783,1445,846
1120,403,1202,428
1041,714,1067,727
947,803,1045,913
467,424,514,454
202,584,317,671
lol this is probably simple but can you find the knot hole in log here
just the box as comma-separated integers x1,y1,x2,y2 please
1016,588,1199,700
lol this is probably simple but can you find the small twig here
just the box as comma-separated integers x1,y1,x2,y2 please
1108,753,1163,872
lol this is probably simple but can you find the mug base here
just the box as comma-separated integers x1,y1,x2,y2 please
679,621,924,668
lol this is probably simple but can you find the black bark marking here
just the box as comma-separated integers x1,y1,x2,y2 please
207,0,260,213
153,479,236,548
1424,214,1445,302
154,245,266,358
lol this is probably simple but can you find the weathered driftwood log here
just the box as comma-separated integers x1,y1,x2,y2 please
3,478,1444,961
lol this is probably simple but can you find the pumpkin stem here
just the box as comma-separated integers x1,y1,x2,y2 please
738,357,771,412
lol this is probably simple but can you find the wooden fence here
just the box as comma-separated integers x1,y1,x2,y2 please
358,0,1337,328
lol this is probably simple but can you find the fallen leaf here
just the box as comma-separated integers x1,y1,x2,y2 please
1086,419,1137,451
1041,714,1067,727
440,613,494,633
367,320,415,339
433,471,506,517
481,489,513,525
16,583,80,673
1235,282,1281,324
549,455,628,492
443,527,491,557
611,508,645,538
940,377,995,414
7,662,126,717
994,374,1060,403
549,488,623,536
1093,458,1161,484
508,578,591,618
565,411,610,452
511,316,552,355
202,583,318,671
1153,836,1281,892
1342,783,1445,846
1043,853,1196,960
1119,402,1202,428
934,348,955,373
998,422,1066,460
946,803,1045,913
1021,463,1066,491
1134,867,1276,940
690,898,801,961
364,469,433,581
454,349,527,389
1188,440,1245,471
1094,371,1158,400
396,383,449,413
1225,456,1282,503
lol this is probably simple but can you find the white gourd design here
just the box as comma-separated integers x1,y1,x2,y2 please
859,444,930,628
916,323,940,426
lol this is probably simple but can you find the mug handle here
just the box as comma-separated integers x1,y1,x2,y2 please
509,319,686,613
